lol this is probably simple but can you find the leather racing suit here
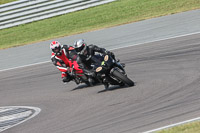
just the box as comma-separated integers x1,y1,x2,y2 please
76,44,114,75
51,45,83,83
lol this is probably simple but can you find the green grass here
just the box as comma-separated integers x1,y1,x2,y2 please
0,0,200,49
157,121,200,133
0,0,17,5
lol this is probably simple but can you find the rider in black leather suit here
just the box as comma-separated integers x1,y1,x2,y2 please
74,39,115,88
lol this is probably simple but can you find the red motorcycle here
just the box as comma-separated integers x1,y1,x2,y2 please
67,60,99,86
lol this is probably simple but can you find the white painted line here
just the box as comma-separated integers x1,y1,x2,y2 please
112,31,200,50
0,108,13,113
0,110,32,122
0,106,41,132
143,117,200,133
0,60,50,72
0,31,200,73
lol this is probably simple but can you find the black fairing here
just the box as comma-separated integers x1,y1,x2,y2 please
96,55,127,85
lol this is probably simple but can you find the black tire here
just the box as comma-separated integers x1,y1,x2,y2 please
112,69,134,86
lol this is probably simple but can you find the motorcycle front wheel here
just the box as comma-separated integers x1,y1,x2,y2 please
112,69,134,86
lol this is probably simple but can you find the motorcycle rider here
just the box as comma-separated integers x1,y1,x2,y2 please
50,41,83,83
74,39,116,89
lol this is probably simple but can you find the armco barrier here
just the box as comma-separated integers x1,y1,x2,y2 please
0,0,116,30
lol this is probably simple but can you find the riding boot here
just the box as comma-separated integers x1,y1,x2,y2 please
88,77,94,86
103,78,109,90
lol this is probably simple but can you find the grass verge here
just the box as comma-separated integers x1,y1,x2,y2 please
0,0,17,5
157,121,200,133
0,0,200,49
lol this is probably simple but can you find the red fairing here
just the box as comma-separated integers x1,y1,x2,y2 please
70,60,83,74
68,46,75,51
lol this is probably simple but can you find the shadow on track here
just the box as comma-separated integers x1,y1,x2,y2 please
98,83,136,93
71,83,102,91
71,82,136,92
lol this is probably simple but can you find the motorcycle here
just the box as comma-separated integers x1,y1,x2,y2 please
95,54,134,88
67,61,99,86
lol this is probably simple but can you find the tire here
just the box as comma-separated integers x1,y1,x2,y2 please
112,69,134,86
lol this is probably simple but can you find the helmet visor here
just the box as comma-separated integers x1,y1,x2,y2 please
53,46,61,54
75,44,85,52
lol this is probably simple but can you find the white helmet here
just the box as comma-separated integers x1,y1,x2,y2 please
74,39,87,53
50,41,62,55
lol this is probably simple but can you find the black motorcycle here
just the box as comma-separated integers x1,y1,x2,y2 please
95,54,134,88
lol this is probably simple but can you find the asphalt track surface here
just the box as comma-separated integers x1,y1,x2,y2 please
0,33,200,133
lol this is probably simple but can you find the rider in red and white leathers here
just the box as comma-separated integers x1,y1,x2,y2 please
50,41,83,83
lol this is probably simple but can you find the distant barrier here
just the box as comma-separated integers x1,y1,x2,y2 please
0,0,116,30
